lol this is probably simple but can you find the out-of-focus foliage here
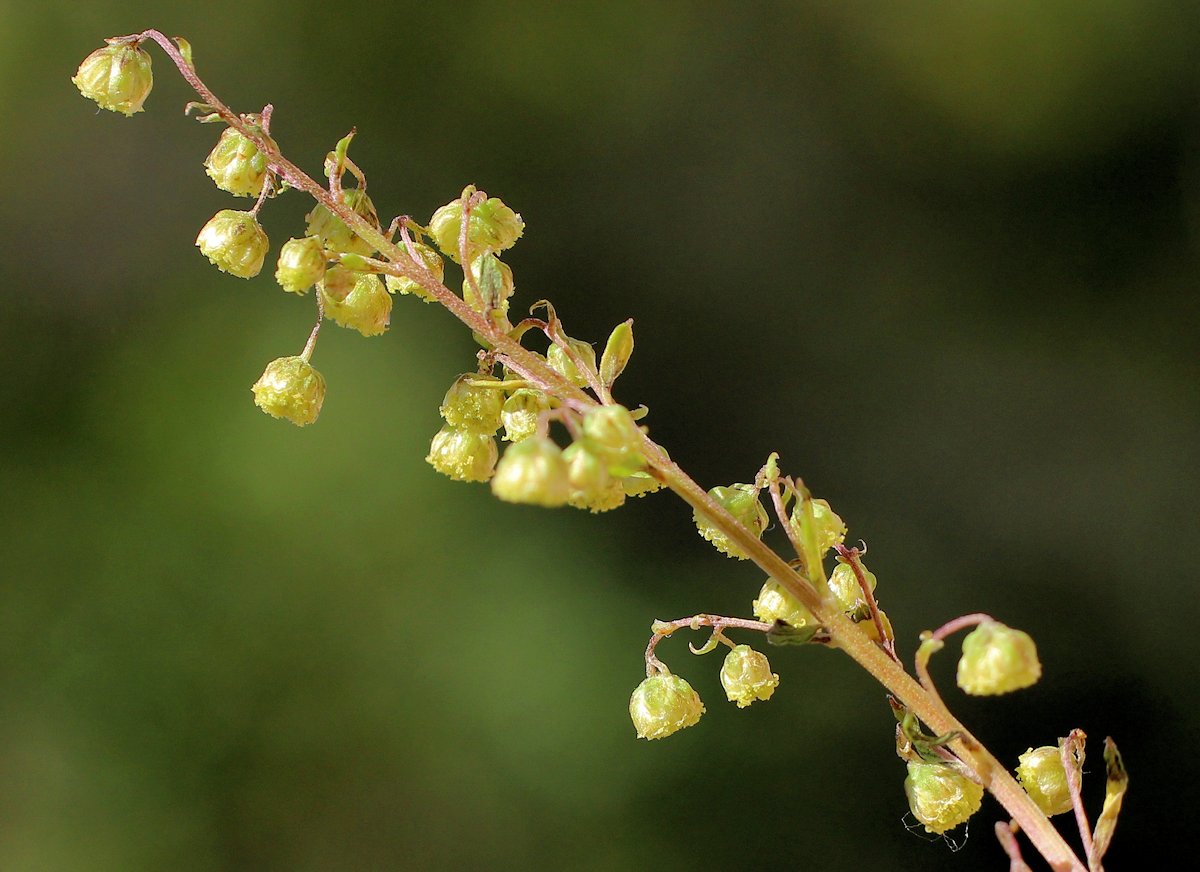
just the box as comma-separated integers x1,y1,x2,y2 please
2,1,1197,868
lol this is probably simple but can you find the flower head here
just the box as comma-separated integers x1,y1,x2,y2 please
904,760,984,834
73,41,153,116
251,356,325,426
196,210,269,278
629,673,704,739
1016,746,1073,816
719,645,779,708
957,620,1042,696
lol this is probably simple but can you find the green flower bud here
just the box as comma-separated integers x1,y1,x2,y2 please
548,339,598,388
251,356,325,426
73,41,153,116
204,126,271,197
904,761,984,834
828,561,877,613
385,242,444,302
752,579,815,628
305,188,380,257
320,269,391,337
693,484,768,560
720,644,779,708
1016,746,1073,817
563,439,626,513
789,496,847,571
428,188,524,263
629,673,705,740
501,389,550,443
426,425,498,483
195,209,269,278
581,405,644,477
462,254,515,326
275,236,327,294
490,436,570,507
440,374,504,433
956,621,1042,696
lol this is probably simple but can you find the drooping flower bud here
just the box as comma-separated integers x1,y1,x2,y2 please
752,579,815,628
693,484,768,559
582,404,644,477
956,620,1042,696
428,188,524,263
305,187,380,257
629,673,705,740
275,236,326,294
204,126,272,197
426,425,498,482
319,269,391,337
195,209,269,278
548,339,598,388
904,760,984,834
827,561,877,613
563,439,626,513
1016,746,1073,817
501,389,550,443
490,436,570,507
720,645,779,708
439,374,504,433
251,356,325,426
73,40,153,116
385,241,444,302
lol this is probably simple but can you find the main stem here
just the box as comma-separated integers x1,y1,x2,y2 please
139,31,1086,871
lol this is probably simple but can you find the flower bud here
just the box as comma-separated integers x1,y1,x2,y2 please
582,405,644,477
320,269,391,337
752,579,815,628
73,41,153,116
429,188,524,263
426,425,498,482
720,645,779,708
790,496,846,571
548,339,598,388
462,254,515,325
693,484,768,559
956,621,1042,696
385,241,444,302
828,561,877,613
204,126,272,196
1016,746,1073,817
440,374,504,433
501,389,550,443
305,187,380,257
629,673,704,740
275,236,327,294
251,356,325,426
904,760,984,834
563,440,626,512
620,470,666,498
490,436,570,507
196,209,269,278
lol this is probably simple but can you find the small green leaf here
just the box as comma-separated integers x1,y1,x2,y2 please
600,319,634,386
173,37,194,70
765,620,821,646
1091,738,1127,862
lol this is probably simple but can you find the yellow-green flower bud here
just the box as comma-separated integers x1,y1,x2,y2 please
904,761,984,834
629,673,704,740
548,339,598,388
385,242,444,302
563,440,626,513
491,436,570,507
789,497,847,572
275,236,326,294
956,621,1042,696
320,270,391,337
204,127,271,196
426,425,498,483
720,645,779,708
251,356,325,426
501,389,550,443
440,374,504,433
693,484,768,560
305,188,380,257
73,41,153,116
428,189,524,263
828,561,877,613
1016,746,1073,817
752,579,815,628
462,254,515,327
582,405,644,477
196,209,269,278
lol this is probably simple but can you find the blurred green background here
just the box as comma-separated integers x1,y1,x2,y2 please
2,1,1197,869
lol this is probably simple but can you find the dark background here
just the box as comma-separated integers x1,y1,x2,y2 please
2,1,1197,869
